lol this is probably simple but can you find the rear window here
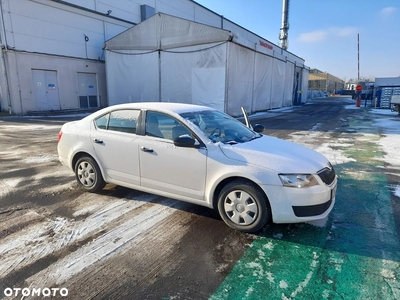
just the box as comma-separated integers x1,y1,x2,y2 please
95,110,140,134
95,114,109,130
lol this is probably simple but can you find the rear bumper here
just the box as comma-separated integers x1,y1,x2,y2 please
58,154,72,170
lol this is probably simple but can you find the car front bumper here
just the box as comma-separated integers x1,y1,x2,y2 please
262,177,337,223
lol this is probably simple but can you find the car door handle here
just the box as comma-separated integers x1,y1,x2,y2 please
93,138,103,144
140,146,153,153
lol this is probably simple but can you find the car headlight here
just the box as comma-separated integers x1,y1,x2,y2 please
279,174,319,188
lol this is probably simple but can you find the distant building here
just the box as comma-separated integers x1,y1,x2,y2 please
373,76,400,108
308,69,344,94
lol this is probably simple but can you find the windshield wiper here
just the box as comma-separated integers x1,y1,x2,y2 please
248,134,262,142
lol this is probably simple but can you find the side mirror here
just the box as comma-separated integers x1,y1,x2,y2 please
173,135,198,148
252,124,265,133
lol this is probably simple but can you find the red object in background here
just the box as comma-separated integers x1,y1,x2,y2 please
356,87,362,107
356,97,361,107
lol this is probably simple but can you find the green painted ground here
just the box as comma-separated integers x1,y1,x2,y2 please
211,113,400,299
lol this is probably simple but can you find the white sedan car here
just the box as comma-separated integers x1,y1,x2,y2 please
58,103,337,232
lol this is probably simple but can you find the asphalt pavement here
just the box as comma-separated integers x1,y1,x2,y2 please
0,97,399,299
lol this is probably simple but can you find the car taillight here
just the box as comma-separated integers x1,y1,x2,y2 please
58,130,63,142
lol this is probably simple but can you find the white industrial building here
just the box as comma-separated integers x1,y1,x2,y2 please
0,0,309,115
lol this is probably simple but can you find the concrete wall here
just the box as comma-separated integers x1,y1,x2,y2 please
5,51,106,114
2,0,129,59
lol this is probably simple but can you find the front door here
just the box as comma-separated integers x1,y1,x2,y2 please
138,111,207,201
32,70,60,111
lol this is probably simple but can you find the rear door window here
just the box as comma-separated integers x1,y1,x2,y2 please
95,110,140,134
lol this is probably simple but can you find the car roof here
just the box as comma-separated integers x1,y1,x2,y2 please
88,102,216,120
113,102,213,113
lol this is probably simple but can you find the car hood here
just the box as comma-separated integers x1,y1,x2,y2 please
219,135,330,173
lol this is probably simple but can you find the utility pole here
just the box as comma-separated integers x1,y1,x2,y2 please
357,33,360,82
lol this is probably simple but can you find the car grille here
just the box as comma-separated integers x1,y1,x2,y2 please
317,165,336,185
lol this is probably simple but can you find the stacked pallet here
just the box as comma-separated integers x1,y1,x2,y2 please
390,87,400,110
380,87,392,108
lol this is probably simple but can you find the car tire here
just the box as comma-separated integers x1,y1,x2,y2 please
74,156,105,193
217,180,271,233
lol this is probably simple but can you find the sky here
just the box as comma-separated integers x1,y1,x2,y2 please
194,0,400,82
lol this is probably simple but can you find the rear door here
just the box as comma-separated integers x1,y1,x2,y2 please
90,109,141,185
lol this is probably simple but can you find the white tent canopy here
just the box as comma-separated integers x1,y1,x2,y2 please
104,13,307,116
105,13,232,51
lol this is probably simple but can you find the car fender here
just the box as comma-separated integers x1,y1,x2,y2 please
69,142,106,176
204,167,281,209
203,146,281,208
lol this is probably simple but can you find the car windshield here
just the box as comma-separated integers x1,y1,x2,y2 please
180,110,258,144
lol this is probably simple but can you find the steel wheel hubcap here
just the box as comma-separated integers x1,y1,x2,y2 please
77,161,96,187
224,190,258,225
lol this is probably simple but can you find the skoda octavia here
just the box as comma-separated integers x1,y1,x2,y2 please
57,103,337,232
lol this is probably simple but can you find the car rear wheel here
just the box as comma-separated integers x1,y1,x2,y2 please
217,180,270,232
75,156,105,193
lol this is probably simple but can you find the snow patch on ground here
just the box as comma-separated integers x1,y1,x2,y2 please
279,280,289,289
326,142,353,147
395,186,400,198
289,131,324,149
316,143,356,165
0,178,24,197
0,148,28,159
0,199,148,278
21,113,90,119
73,204,104,217
288,252,319,299
344,105,362,110
2,178,21,188
244,106,295,121
370,109,398,116
369,110,400,200
310,123,322,131
308,216,328,228
389,185,400,198
0,124,62,131
24,154,59,164
371,113,400,170
26,198,186,286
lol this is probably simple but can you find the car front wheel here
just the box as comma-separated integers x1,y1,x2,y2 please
74,156,105,193
217,180,270,232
